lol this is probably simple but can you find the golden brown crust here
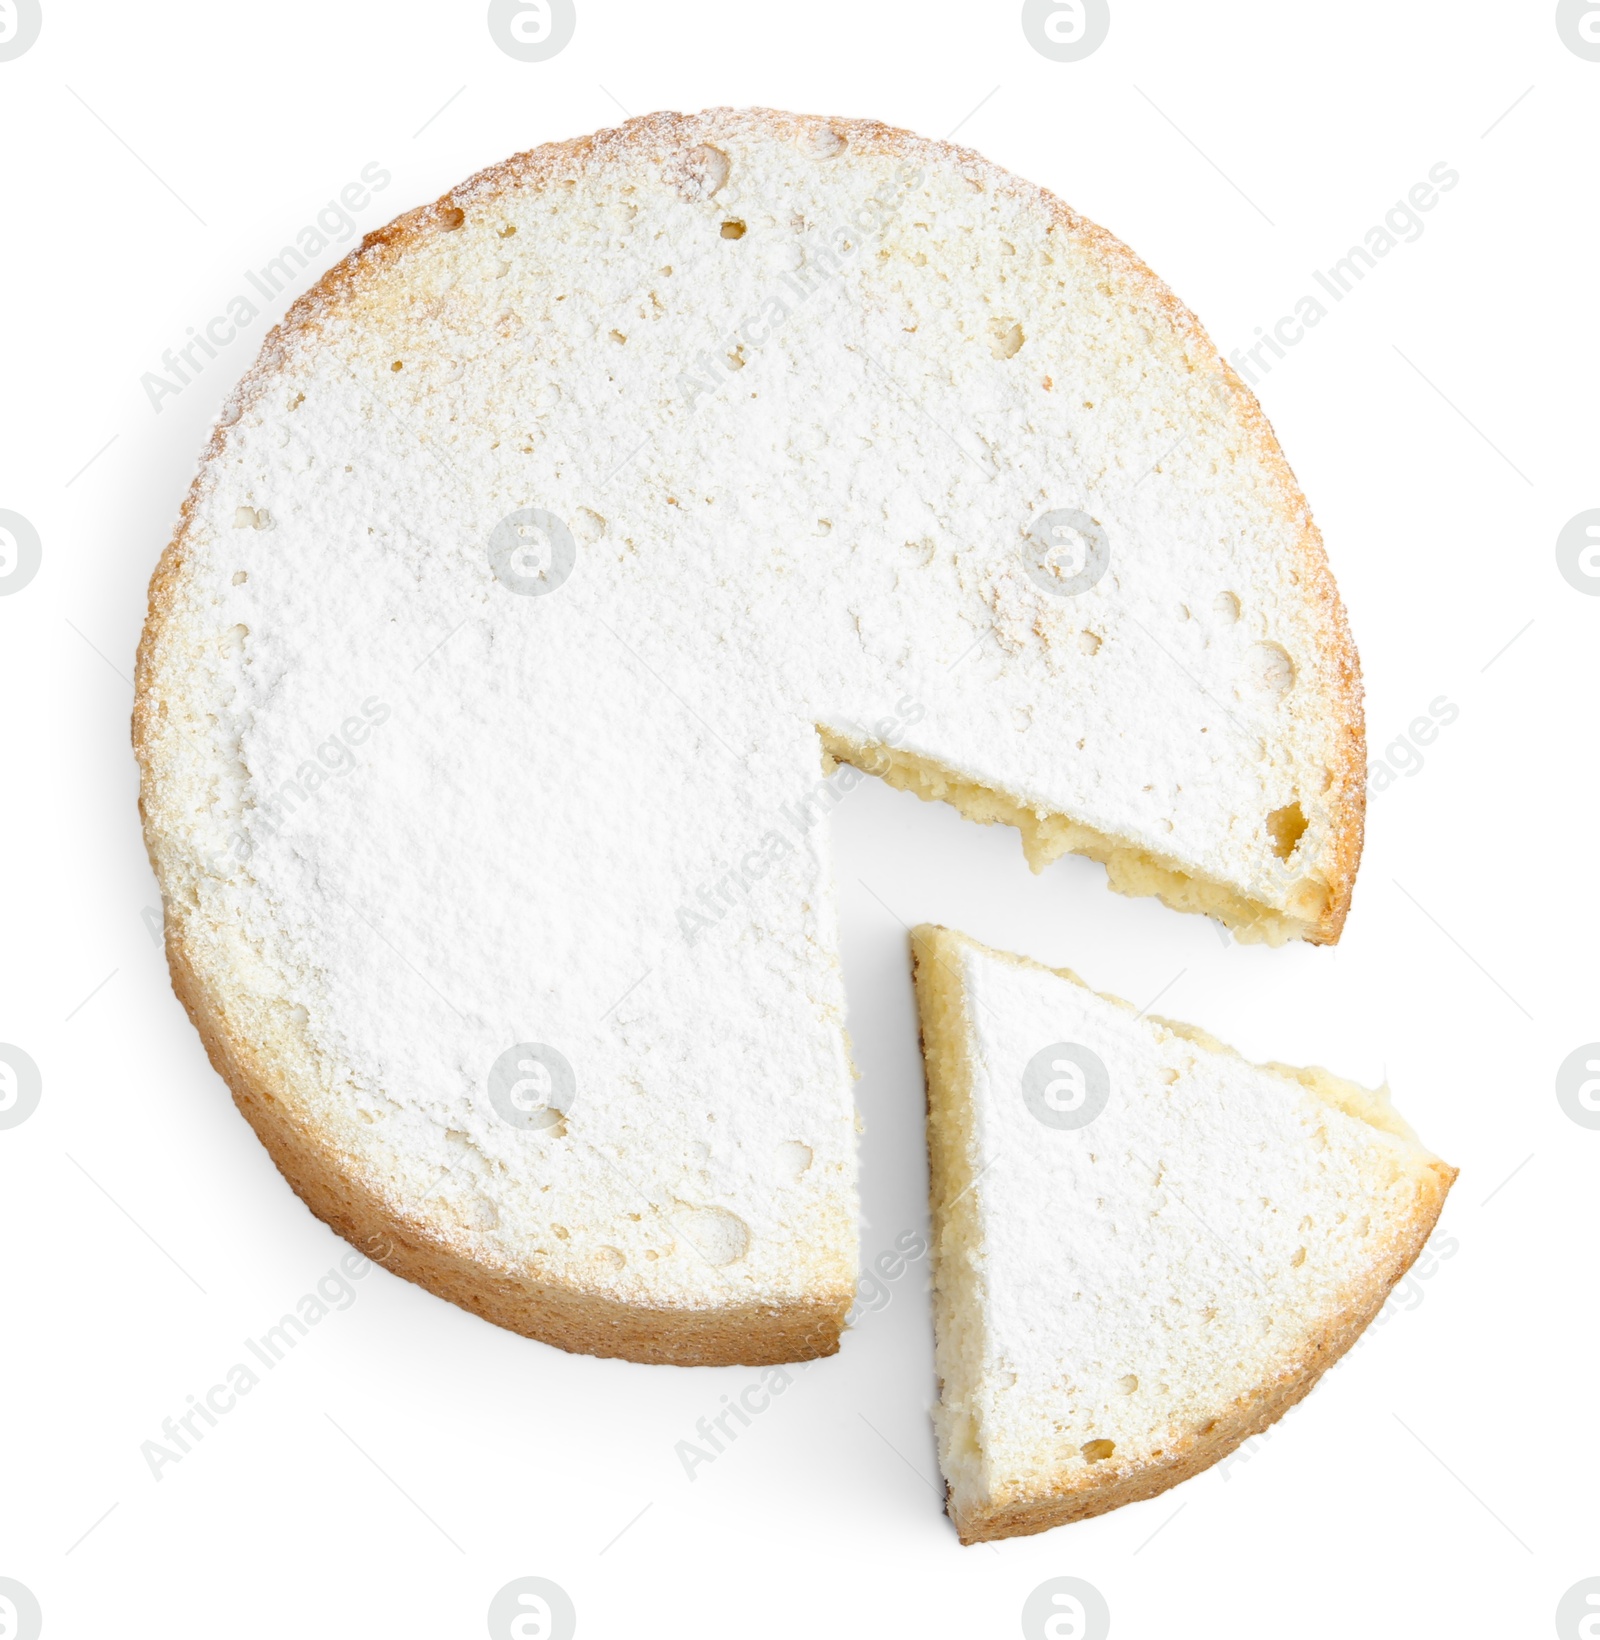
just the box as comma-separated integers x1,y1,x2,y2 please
156,903,846,1367
135,108,1365,1368
949,1159,1453,1542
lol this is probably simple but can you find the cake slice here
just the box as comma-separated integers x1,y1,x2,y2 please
910,925,1455,1543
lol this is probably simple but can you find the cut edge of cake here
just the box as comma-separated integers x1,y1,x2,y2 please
820,729,1354,947
909,923,1455,1544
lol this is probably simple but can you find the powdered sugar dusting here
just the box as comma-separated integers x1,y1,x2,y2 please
140,110,1354,1321
940,934,1434,1510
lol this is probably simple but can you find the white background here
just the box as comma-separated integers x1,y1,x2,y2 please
1,2,1596,1635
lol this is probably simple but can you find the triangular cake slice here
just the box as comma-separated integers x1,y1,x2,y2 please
910,925,1454,1543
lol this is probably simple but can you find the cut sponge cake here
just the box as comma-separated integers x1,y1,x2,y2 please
910,925,1454,1543
137,108,1364,1367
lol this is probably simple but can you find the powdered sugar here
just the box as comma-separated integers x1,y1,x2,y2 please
141,110,1354,1325
931,932,1441,1516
